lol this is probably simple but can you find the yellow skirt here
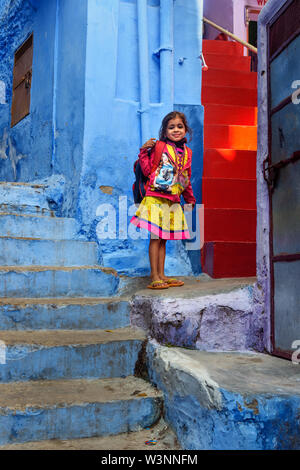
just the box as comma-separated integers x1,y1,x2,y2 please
130,196,190,240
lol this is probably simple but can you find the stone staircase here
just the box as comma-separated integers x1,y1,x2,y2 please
2,183,298,450
0,182,165,447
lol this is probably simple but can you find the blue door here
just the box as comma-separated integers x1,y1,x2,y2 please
265,0,300,359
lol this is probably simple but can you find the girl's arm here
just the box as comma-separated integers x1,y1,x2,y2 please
138,147,152,177
182,166,196,207
138,139,156,177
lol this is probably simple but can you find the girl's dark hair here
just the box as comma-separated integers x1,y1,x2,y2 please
159,111,193,142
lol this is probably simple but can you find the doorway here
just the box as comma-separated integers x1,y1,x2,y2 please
245,6,261,71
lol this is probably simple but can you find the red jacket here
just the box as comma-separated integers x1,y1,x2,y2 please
138,142,196,206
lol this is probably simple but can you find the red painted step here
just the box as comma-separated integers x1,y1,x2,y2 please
201,39,257,278
204,124,257,150
202,39,245,56
202,68,257,89
201,241,256,278
203,149,256,179
202,85,257,106
202,178,256,209
205,53,251,72
204,208,256,242
204,104,257,126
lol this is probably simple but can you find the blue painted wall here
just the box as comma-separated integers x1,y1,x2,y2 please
0,0,204,276
52,0,87,217
0,0,56,181
0,0,87,217
78,0,204,275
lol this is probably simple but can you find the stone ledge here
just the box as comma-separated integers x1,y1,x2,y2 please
130,277,261,352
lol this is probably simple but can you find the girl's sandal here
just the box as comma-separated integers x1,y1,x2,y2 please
147,280,169,290
165,278,184,287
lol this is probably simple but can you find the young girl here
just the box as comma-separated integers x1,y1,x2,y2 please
130,111,196,289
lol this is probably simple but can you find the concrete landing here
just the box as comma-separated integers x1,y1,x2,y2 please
147,341,300,450
119,274,256,298
129,275,261,352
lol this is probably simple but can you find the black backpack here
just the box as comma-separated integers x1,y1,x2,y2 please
132,141,165,204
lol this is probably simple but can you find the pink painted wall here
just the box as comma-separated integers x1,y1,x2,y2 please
203,0,233,39
203,0,268,45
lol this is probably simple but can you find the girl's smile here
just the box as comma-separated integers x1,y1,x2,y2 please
165,117,186,142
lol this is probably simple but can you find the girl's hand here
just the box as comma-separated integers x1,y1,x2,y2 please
141,138,156,149
184,203,194,212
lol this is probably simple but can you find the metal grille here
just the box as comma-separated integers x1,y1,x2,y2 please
11,34,33,127
270,0,300,59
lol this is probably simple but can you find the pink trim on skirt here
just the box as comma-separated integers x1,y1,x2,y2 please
130,215,191,240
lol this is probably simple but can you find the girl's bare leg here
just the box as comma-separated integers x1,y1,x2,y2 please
158,239,184,286
158,239,167,280
149,238,161,282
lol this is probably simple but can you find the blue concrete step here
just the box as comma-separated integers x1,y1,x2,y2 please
0,237,98,266
0,182,54,216
0,297,130,330
147,341,300,450
0,376,162,444
0,418,180,450
0,328,146,382
0,266,119,297
0,213,80,240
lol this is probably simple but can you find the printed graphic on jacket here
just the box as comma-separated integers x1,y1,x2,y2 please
151,149,190,197
152,153,176,193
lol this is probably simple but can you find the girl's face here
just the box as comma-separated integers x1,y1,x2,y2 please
165,117,186,142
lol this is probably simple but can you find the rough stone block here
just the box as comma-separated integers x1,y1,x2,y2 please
131,281,262,352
